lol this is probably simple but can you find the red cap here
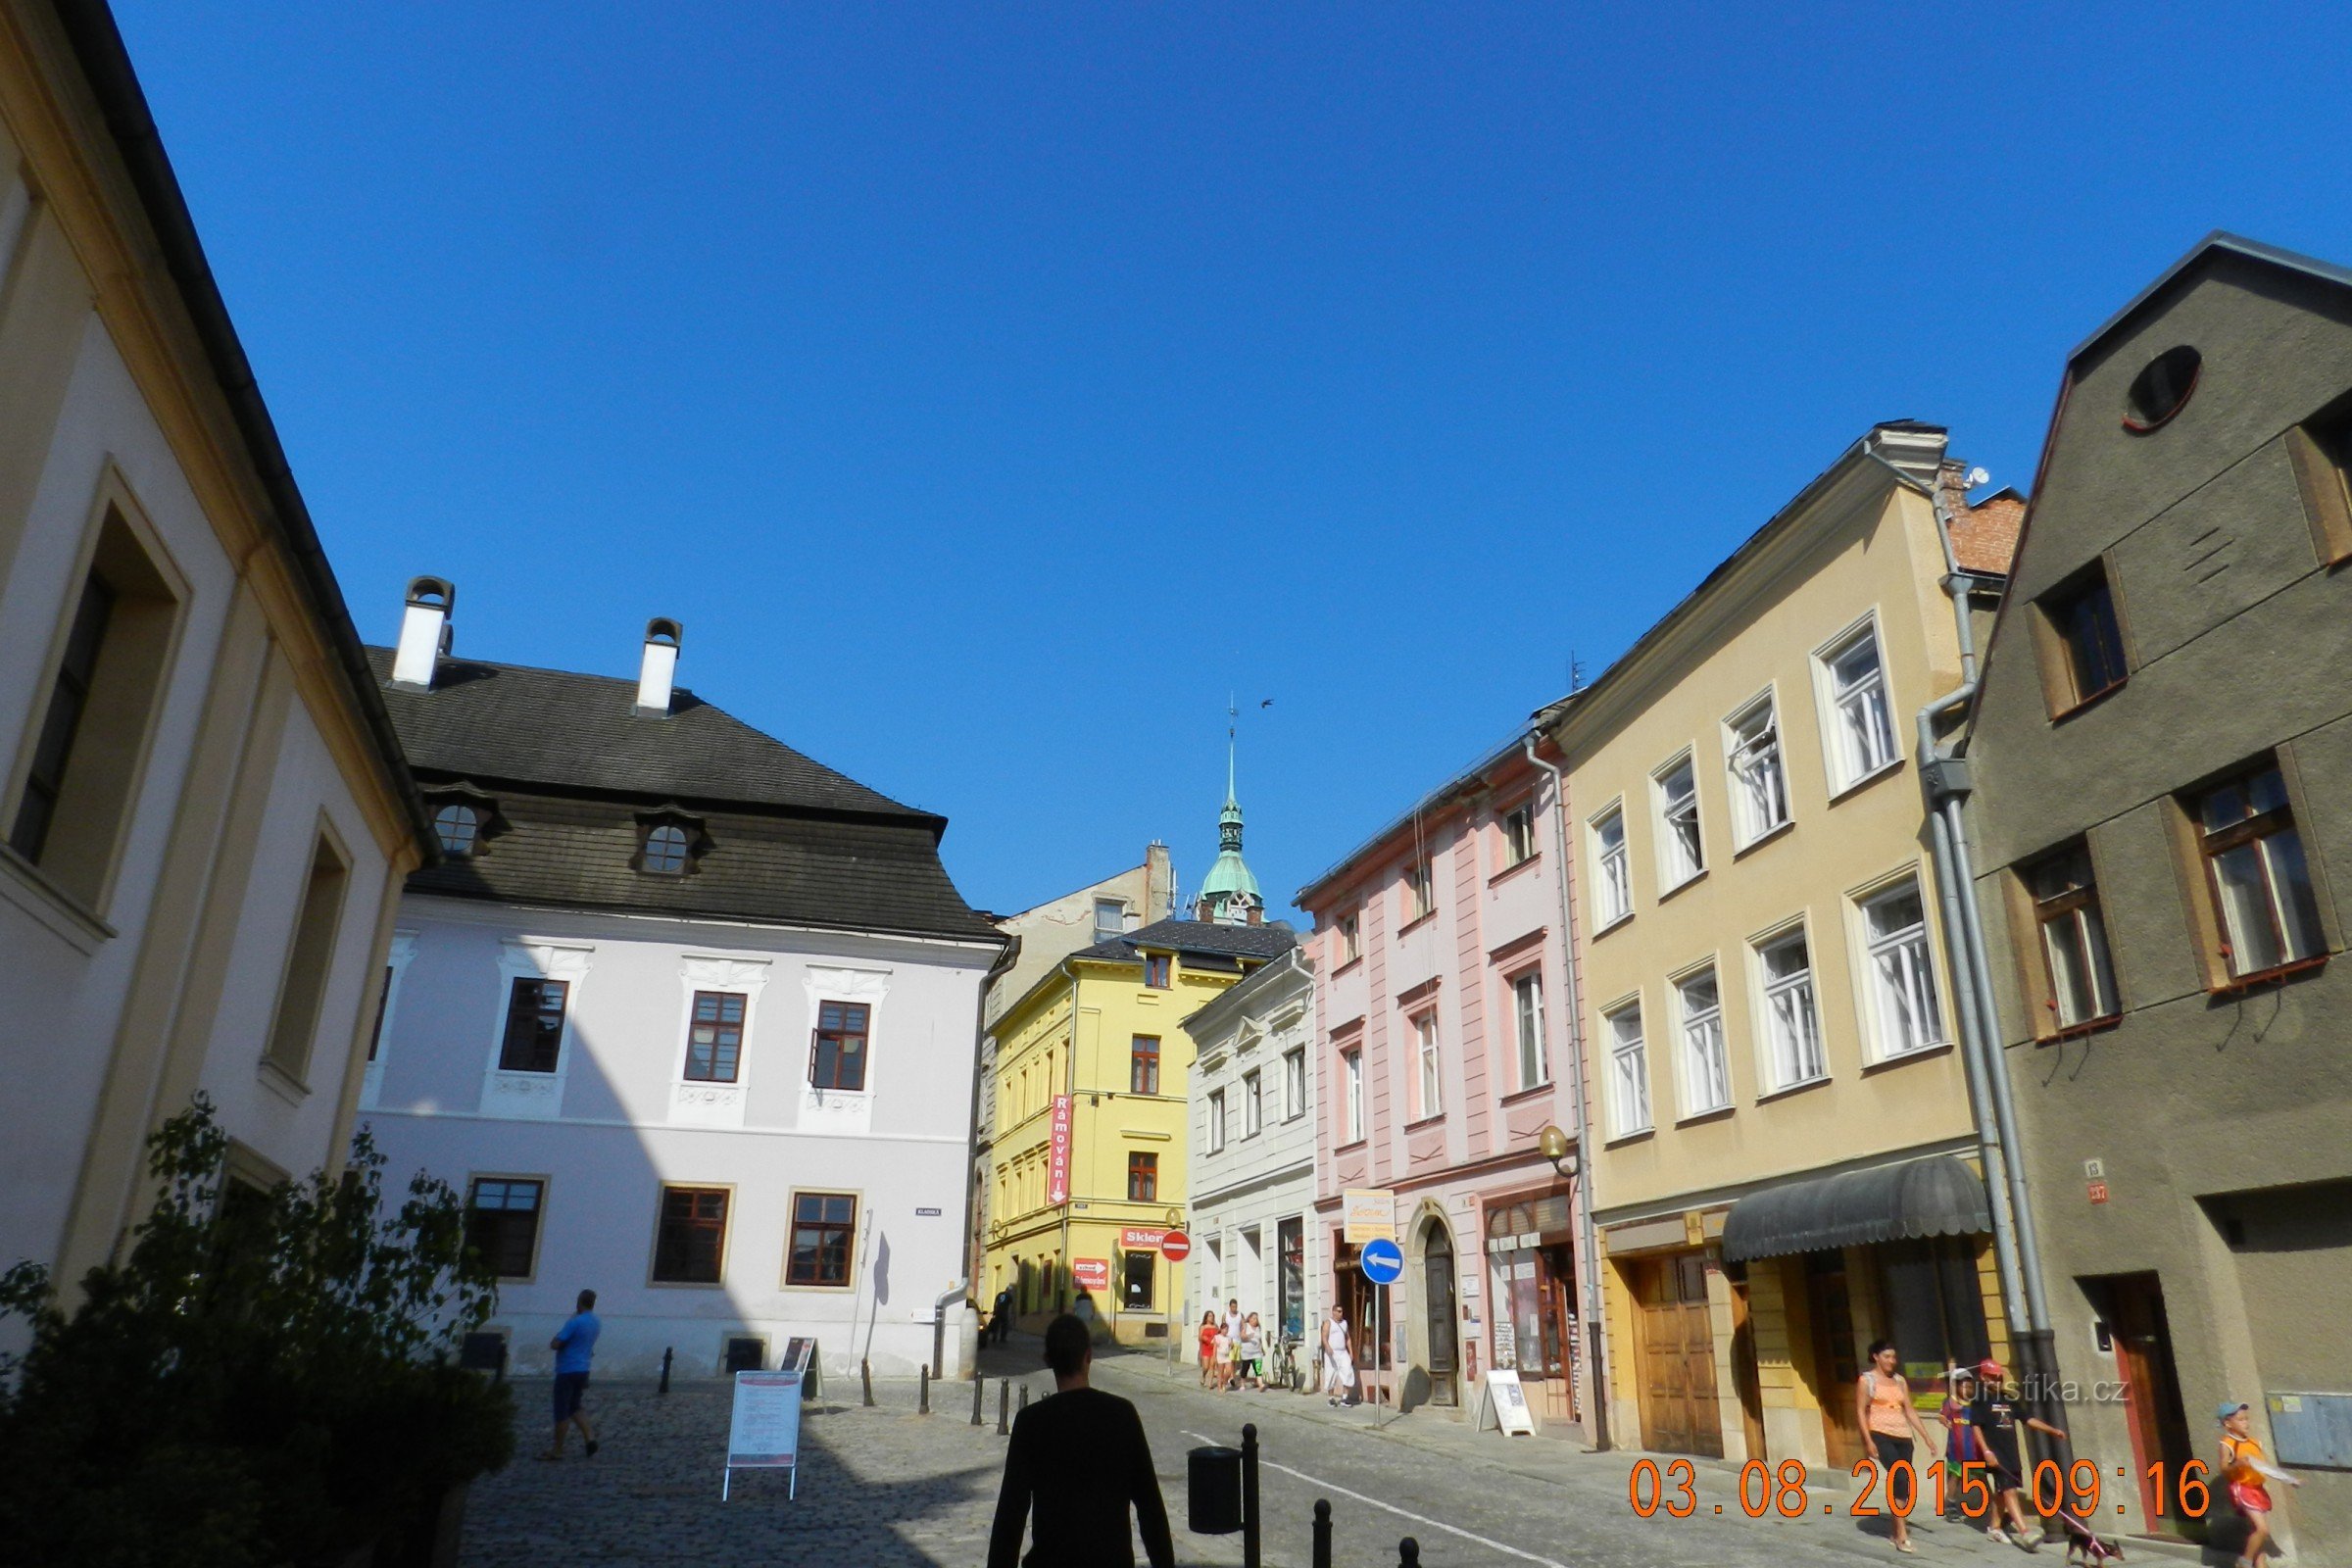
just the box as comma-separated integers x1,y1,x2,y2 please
1977,1358,2006,1381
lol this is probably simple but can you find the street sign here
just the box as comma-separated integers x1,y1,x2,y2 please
1047,1096,1073,1205
1359,1237,1404,1286
1160,1229,1193,1262
1071,1257,1110,1293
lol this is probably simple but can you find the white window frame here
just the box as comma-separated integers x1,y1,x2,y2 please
1509,968,1548,1090
1336,911,1361,965
1283,1046,1306,1120
1816,614,1899,794
1591,803,1632,929
1411,1010,1443,1119
1674,964,1732,1115
1403,859,1435,923
1093,897,1126,942
1652,754,1704,891
1855,875,1946,1061
1752,924,1826,1091
1502,801,1539,867
1207,1088,1227,1153
1603,1000,1650,1136
1242,1068,1262,1138
1342,1048,1364,1143
1724,689,1790,847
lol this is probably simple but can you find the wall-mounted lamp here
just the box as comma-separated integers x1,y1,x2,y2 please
1537,1123,1577,1179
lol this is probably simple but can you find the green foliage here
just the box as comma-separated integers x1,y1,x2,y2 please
0,1100,513,1568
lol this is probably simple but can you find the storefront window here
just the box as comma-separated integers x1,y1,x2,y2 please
1878,1236,1988,1390
1121,1250,1156,1310
1277,1217,1304,1340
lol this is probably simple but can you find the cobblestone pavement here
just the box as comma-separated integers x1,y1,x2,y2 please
462,1349,2171,1568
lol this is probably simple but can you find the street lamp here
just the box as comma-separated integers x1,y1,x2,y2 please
1537,1123,1576,1177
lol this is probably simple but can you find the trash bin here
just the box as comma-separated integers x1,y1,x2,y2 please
1187,1445,1243,1535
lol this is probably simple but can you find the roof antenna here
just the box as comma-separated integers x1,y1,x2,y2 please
1569,649,1587,693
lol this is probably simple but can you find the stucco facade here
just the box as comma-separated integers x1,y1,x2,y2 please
1297,737,1592,1432
0,1,426,1306
1547,424,2013,1467
1965,236,2352,1559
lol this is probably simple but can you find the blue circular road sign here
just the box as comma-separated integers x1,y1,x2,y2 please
1358,1238,1404,1286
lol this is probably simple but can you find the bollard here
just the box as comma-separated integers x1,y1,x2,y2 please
1398,1537,1421,1566
998,1380,1010,1435
659,1347,673,1396
1019,1383,1030,1414
920,1365,931,1414
971,1372,985,1426
1242,1424,1261,1568
861,1358,875,1408
1311,1499,1332,1568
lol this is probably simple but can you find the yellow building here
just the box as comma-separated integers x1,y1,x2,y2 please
1539,423,2026,1466
985,917,1293,1344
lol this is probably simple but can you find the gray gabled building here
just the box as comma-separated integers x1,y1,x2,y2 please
1966,233,2352,1560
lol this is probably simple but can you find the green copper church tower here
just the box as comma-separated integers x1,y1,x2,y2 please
1194,709,1263,924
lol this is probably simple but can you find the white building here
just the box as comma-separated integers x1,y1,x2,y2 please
1183,948,1318,1359
360,588,1004,1377
0,4,429,1304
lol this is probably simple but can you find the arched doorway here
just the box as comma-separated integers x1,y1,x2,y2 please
1410,1209,1461,1406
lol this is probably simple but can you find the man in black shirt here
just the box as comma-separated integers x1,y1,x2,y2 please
988,1314,1175,1568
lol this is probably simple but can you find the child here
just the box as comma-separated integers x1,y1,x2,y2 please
2220,1399,2300,1568
1213,1324,1235,1392
1938,1367,1980,1523
1968,1359,2068,1547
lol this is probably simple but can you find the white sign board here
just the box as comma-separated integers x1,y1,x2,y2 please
1476,1369,1538,1437
1343,1188,1396,1244
724,1370,804,1499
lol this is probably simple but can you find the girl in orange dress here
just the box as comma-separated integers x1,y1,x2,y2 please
2219,1400,2299,1568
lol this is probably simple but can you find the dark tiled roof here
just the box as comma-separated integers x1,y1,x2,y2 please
1071,917,1298,965
365,648,927,821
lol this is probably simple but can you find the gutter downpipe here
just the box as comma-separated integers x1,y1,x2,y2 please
1899,459,2070,1522
1523,730,1610,1451
962,933,1020,1352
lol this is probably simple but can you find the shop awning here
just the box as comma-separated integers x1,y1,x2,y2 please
1719,1155,1990,1263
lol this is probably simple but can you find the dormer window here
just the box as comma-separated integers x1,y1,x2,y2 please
643,822,690,874
433,802,483,858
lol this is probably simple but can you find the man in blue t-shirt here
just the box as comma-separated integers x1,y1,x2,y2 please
542,1289,601,1460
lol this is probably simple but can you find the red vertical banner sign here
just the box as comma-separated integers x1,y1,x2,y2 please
1047,1094,1073,1204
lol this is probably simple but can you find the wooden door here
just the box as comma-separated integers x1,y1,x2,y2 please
1807,1259,1866,1471
2107,1274,2195,1530
1635,1251,1724,1457
1424,1245,1459,1402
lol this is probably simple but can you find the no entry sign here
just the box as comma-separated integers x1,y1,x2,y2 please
1159,1229,1192,1262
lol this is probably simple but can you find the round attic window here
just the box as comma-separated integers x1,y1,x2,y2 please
2123,345,2201,432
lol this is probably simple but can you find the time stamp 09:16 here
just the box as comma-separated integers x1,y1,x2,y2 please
1628,1457,2217,1521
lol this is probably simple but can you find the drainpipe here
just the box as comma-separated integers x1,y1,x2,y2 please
1523,730,1610,1451
1898,458,2070,1515
932,1278,969,1380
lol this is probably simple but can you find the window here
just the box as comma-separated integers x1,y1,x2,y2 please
786,1192,857,1287
1336,912,1361,965
1605,1003,1650,1135
652,1185,729,1284
1726,695,1789,844
4,512,180,906
1130,1034,1160,1094
1654,758,1703,888
499,978,568,1073
1342,1048,1364,1142
642,821,690,874
465,1177,544,1279
1283,1047,1306,1120
1403,860,1435,923
2289,406,2352,562
1144,953,1172,989
1121,1250,1156,1309
1502,802,1538,867
1127,1151,1158,1201
1207,1090,1227,1152
809,1001,870,1090
1093,897,1125,942
2028,845,2120,1028
2123,344,2200,432
1511,971,1547,1089
684,990,747,1082
261,834,350,1084
1757,930,1825,1088
1413,1012,1443,1117
1861,880,1945,1058
1242,1069,1262,1137
1592,808,1632,926
2195,764,2326,980
1823,623,1897,788
432,802,482,858
2044,570,2128,710
1677,969,1730,1114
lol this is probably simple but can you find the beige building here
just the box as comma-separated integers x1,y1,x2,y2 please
1541,423,2022,1465
0,0,431,1300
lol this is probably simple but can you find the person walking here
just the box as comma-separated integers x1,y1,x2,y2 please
1938,1367,1980,1524
1970,1359,2068,1549
1197,1310,1220,1389
1238,1312,1266,1392
2219,1399,2299,1568
987,1313,1175,1568
1855,1340,1938,1553
541,1289,602,1460
993,1285,1015,1346
1322,1304,1356,1407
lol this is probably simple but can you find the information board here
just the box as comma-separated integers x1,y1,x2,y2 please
724,1370,804,1499
1343,1188,1396,1244
1475,1370,1538,1438
780,1337,822,1399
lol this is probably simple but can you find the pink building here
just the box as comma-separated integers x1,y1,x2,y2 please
1297,731,1596,1434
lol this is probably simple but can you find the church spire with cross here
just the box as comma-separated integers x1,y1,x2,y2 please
1196,698,1264,924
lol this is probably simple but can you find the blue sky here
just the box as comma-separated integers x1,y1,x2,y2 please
116,2,2352,924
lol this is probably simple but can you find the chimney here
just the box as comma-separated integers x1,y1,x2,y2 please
390,576,454,690
635,618,682,716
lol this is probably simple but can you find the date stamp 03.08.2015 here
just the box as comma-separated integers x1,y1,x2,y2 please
1627,1456,2216,1522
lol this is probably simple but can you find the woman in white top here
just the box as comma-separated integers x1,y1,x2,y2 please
1322,1305,1356,1406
